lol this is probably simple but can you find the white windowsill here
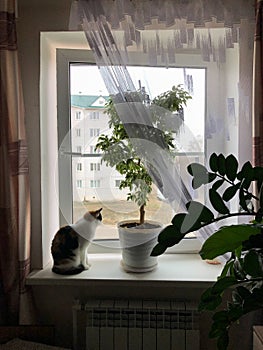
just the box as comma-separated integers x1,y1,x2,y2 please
27,253,223,288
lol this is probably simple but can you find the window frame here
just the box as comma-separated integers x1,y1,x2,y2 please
56,48,207,253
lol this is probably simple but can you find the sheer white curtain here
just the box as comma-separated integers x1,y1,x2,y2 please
69,0,255,245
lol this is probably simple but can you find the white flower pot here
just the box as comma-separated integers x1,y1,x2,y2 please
117,220,163,273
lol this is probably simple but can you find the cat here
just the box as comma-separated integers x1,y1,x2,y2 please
51,208,102,275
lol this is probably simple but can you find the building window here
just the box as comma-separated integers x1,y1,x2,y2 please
77,162,82,171
90,145,100,154
90,128,100,137
90,180,100,188
75,111,81,120
76,146,82,153
90,163,101,171
76,180,83,188
76,128,81,137
115,180,121,188
90,111,100,120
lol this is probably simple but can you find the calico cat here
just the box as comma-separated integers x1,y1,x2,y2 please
51,208,102,275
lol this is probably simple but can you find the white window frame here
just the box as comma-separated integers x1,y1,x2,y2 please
56,48,209,254
40,31,252,268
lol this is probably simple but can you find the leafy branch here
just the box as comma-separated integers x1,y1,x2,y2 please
151,153,263,349
96,85,192,224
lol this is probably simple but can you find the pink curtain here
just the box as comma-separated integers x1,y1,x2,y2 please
0,0,33,324
253,0,263,167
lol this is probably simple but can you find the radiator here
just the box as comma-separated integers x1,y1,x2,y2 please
72,299,200,350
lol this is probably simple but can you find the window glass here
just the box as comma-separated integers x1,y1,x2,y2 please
69,64,205,239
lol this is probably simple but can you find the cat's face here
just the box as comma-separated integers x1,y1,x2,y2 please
86,208,102,222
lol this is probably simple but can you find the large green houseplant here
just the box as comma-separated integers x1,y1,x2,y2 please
96,85,191,272
151,153,263,349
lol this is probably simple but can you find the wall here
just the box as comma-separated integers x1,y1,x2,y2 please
17,0,73,268
16,2,256,349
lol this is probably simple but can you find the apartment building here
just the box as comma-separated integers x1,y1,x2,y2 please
71,94,128,203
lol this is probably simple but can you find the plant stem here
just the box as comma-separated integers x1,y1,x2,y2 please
140,204,145,224
215,173,259,201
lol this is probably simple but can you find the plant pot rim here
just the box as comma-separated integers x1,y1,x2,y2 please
117,220,163,233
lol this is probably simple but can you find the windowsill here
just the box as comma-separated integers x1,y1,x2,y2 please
27,253,223,288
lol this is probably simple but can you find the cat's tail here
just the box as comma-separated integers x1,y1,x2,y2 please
52,264,85,275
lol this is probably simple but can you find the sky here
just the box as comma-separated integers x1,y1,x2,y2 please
70,64,205,141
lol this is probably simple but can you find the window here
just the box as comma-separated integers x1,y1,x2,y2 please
90,163,100,171
77,162,82,171
76,180,83,188
90,146,100,154
90,128,100,137
90,180,100,188
66,62,206,242
51,25,252,253
75,111,81,120
76,128,81,137
90,111,100,120
115,180,121,188
76,146,82,153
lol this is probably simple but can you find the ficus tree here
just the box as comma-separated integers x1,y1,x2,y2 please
96,85,191,225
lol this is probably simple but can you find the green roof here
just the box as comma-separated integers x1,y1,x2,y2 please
71,95,109,108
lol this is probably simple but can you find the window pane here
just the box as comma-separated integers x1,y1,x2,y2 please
70,64,205,239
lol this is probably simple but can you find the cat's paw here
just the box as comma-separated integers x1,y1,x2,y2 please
83,263,91,270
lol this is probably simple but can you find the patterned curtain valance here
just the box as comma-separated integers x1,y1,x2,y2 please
69,0,255,64
70,0,255,31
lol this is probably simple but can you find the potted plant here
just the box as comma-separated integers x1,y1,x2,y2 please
151,153,263,349
95,85,191,272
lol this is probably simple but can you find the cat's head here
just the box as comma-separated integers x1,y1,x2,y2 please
84,208,102,223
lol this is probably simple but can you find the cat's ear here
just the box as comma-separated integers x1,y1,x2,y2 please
95,208,102,218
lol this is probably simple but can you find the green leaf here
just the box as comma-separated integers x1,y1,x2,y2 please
225,154,238,181
217,331,229,350
212,179,225,191
151,242,167,256
237,161,253,184
260,186,263,208
157,225,185,245
219,260,234,279
217,154,226,176
239,184,249,212
209,153,218,172
255,208,263,223
209,189,230,215
186,201,214,223
222,185,239,202
171,213,187,229
199,225,261,260
233,259,246,280
188,163,216,189
198,288,222,311
212,276,237,294
243,250,263,277
235,286,252,300
254,167,263,193
187,163,207,176
242,233,263,250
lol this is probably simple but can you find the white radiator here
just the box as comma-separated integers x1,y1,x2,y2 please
73,299,200,350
